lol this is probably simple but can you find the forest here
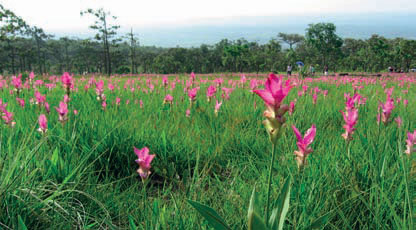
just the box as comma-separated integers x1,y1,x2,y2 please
1,4,416,75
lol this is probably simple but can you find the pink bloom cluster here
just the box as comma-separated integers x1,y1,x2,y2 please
134,146,155,179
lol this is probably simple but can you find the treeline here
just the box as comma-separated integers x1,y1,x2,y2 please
1,4,415,75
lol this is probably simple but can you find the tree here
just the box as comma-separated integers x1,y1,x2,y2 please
278,33,304,50
305,23,343,70
125,28,139,74
0,4,28,74
81,8,120,75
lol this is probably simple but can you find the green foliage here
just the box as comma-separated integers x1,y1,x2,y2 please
0,74,414,229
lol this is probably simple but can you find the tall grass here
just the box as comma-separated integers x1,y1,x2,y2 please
0,74,414,229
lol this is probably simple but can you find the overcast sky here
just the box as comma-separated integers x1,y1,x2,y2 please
2,0,415,32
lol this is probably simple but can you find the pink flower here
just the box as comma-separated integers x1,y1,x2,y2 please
16,98,25,108
38,114,47,133
221,87,233,100
115,97,121,106
379,96,395,125
2,110,15,127
403,99,408,107
0,99,7,113
249,79,258,91
35,91,46,105
139,100,143,108
95,80,105,99
162,75,169,87
253,74,292,111
395,116,402,128
11,76,22,90
164,94,173,104
61,72,73,90
341,108,358,141
102,100,107,110
292,124,316,168
214,100,222,116
73,110,78,115
55,101,68,122
206,85,217,101
405,130,416,155
186,109,191,117
253,74,292,143
188,88,198,101
45,102,50,114
134,146,155,179
64,94,70,103
312,94,317,104
289,100,296,115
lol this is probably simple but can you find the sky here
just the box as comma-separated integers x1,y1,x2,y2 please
2,0,415,32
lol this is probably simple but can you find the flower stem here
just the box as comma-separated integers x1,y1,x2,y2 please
265,142,277,225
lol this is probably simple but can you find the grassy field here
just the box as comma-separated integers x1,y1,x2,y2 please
0,73,415,229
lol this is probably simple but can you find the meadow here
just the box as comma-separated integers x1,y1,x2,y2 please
0,72,415,229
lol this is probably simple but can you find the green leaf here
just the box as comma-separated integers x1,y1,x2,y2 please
128,215,138,230
187,200,230,230
248,186,268,230
306,213,330,229
269,176,291,230
18,215,28,230
248,212,268,230
248,187,261,220
51,148,59,167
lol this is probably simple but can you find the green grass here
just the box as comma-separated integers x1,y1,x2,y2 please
0,74,415,229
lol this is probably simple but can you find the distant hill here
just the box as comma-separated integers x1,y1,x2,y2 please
55,12,416,47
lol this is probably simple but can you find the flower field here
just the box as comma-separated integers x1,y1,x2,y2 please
0,72,415,229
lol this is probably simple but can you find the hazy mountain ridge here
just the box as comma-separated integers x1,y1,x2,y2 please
53,12,416,47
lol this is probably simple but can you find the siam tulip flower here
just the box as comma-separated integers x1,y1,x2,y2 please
379,96,395,125
253,73,292,143
341,108,358,141
395,116,402,128
312,93,317,104
186,109,191,117
249,79,258,92
134,146,156,180
64,94,70,103
55,101,68,122
162,75,168,88
139,100,143,108
126,99,130,105
102,100,107,110
95,80,105,100
292,124,316,168
322,90,328,98
164,94,173,104
11,76,22,92
2,110,15,127
289,100,296,115
44,102,50,114
405,130,416,155
221,87,233,100
115,97,121,106
188,88,198,102
61,72,73,94
0,99,8,112
108,83,115,91
16,98,25,108
190,72,196,82
38,114,47,133
403,99,408,107
206,85,217,101
214,100,222,116
29,72,35,82
35,91,46,105
73,110,78,115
